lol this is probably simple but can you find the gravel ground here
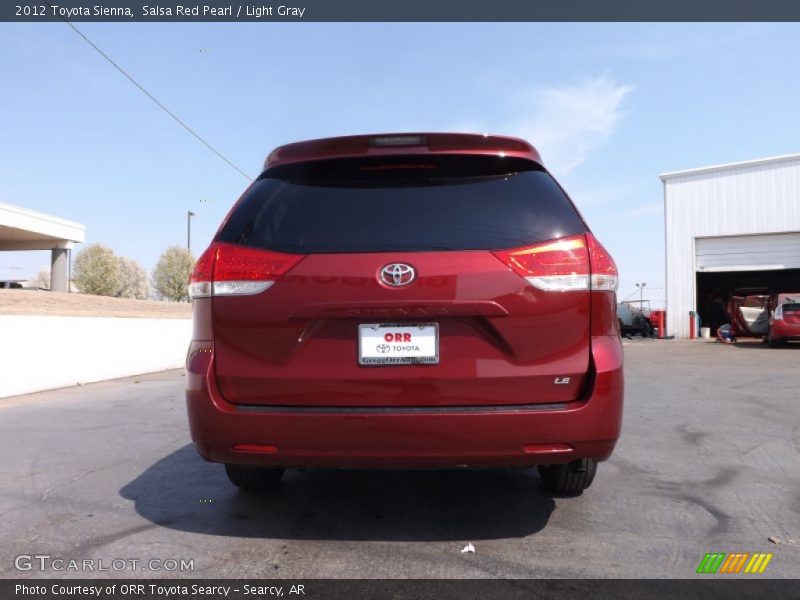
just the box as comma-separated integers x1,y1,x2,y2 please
0,289,191,318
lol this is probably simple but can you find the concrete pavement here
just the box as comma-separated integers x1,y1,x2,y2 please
0,338,798,578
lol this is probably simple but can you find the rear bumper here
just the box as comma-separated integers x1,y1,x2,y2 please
770,321,800,340
185,336,624,468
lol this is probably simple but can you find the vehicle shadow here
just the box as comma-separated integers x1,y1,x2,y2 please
731,340,800,350
120,445,556,541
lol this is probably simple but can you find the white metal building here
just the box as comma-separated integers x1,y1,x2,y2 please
661,154,800,338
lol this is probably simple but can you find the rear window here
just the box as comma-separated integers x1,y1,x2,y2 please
216,155,587,253
781,296,800,311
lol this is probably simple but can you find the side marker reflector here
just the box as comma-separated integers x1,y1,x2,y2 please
232,444,279,454
522,443,573,454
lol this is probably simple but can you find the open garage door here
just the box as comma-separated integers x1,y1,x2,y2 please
696,268,800,338
695,232,800,336
696,232,800,272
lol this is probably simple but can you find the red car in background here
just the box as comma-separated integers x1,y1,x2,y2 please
728,289,771,340
769,292,800,347
185,133,624,494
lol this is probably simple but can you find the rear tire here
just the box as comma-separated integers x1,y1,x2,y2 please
225,464,285,490
538,459,597,493
768,336,785,348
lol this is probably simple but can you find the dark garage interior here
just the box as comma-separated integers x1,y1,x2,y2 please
696,268,800,331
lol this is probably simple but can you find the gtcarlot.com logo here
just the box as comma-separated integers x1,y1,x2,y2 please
696,552,773,574
14,554,194,572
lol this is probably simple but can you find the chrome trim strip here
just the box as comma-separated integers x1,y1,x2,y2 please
235,402,568,415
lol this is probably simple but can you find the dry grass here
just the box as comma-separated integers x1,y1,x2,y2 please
0,290,192,319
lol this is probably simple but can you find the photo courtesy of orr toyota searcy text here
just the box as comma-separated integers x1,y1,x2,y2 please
14,584,299,597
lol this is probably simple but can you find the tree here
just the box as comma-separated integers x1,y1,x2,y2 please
73,244,122,296
152,245,194,302
29,268,50,290
116,257,151,299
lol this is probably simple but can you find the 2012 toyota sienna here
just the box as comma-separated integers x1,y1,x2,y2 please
185,133,624,494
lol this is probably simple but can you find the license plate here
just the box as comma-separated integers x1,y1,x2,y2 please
358,323,439,365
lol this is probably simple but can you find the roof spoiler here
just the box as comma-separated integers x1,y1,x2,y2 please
263,132,542,170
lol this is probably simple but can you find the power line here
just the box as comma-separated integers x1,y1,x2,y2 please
50,7,253,181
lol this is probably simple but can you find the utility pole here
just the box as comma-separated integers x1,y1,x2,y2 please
187,211,195,252
188,201,210,254
635,282,647,310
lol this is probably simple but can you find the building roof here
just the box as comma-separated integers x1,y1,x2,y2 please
0,201,86,251
660,153,800,182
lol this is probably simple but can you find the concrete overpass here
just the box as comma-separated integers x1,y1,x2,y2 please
0,202,86,292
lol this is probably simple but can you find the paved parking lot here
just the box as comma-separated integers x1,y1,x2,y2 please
0,339,798,578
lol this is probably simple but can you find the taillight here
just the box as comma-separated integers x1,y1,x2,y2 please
188,242,304,299
493,233,618,292
774,304,784,321
586,233,619,292
493,235,589,291
188,244,216,299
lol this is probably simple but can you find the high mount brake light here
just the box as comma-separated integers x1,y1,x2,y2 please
188,243,304,299
493,234,618,292
370,135,428,147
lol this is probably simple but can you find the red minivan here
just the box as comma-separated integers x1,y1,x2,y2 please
186,133,624,494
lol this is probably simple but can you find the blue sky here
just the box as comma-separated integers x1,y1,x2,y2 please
1,22,799,305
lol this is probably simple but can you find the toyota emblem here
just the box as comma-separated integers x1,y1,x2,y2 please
376,343,391,353
379,263,416,287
